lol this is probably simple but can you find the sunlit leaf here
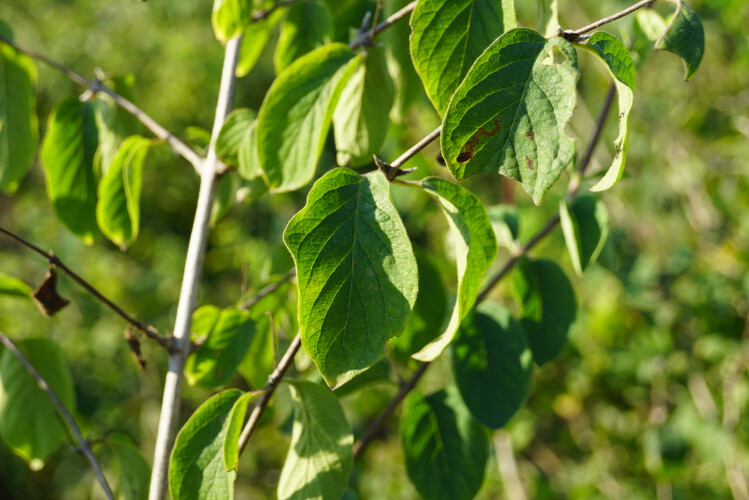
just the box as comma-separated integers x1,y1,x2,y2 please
559,195,609,275
215,108,256,168
0,271,32,298
236,3,284,77
274,0,333,73
212,0,252,44
223,392,257,472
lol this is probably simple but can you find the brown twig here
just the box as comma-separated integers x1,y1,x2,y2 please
0,226,171,350
0,332,115,500
0,35,203,174
562,0,657,41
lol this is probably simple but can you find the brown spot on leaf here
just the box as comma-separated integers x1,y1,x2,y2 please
456,119,503,163
124,328,146,370
525,155,534,170
526,130,535,141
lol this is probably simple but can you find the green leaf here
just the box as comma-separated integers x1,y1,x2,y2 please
486,204,520,251
0,31,38,194
655,0,704,80
223,392,257,472
40,96,100,244
169,390,243,500
103,434,151,500
0,338,75,470
452,302,533,429
382,0,423,123
274,0,333,73
536,0,559,37
441,29,580,204
93,73,137,174
410,0,517,115
185,307,256,389
210,172,237,226
212,0,253,44
412,178,497,362
237,118,262,180
401,387,489,500
96,135,150,249
512,257,576,365
257,43,361,192
333,45,394,166
581,32,636,193
236,4,284,77
216,108,256,168
277,381,353,500
559,195,609,276
284,168,418,388
0,271,32,298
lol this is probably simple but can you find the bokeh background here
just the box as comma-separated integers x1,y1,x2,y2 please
1,0,748,498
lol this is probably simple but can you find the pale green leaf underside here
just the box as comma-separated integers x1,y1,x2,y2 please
277,381,353,500
96,135,150,249
582,32,635,193
441,28,579,205
559,195,609,276
536,0,560,37
0,271,32,298
413,177,497,362
274,0,333,73
216,108,256,168
284,168,418,388
212,0,252,44
655,0,704,80
257,43,361,192
410,0,516,115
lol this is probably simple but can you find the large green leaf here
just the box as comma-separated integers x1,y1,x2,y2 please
102,434,151,500
0,271,32,298
284,168,418,388
512,257,576,365
0,338,75,470
441,29,580,204
401,387,489,500
277,381,353,500
40,96,100,244
185,307,256,389
169,390,243,500
333,45,394,166
655,0,704,80
409,0,516,115
0,27,38,195
236,3,284,77
257,43,361,192
581,32,636,192
96,135,150,249
412,177,497,362
274,0,333,73
559,195,609,276
212,0,252,44
452,303,533,429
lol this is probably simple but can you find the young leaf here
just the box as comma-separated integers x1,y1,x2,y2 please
223,392,257,472
277,381,353,500
236,3,284,77
0,271,32,298
0,27,38,195
212,0,252,44
536,0,559,37
581,32,636,193
441,29,580,205
333,45,394,166
102,434,151,500
559,195,609,276
40,96,100,244
284,168,418,388
512,257,576,365
0,338,75,471
412,178,497,362
169,390,243,500
452,303,533,429
410,0,517,115
215,108,256,168
257,43,361,192
274,0,333,73
401,387,489,500
655,0,705,80
96,135,150,249
185,307,256,389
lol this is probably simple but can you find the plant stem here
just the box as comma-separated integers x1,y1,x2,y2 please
350,0,417,50
390,126,442,169
0,35,204,174
0,226,170,349
0,332,115,500
563,0,657,40
147,36,242,500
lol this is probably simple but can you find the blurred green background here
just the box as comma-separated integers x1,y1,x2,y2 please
1,0,748,498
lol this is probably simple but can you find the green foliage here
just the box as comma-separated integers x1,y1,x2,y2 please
559,195,609,275
212,0,253,44
102,435,151,500
274,0,333,73
0,271,32,298
656,0,705,80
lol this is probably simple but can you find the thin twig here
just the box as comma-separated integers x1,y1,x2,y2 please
0,332,115,500
563,0,657,41
0,226,171,349
391,126,442,169
0,35,203,174
238,269,296,311
350,1,417,50
251,0,299,22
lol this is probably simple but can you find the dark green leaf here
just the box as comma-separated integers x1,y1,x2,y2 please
216,108,256,168
559,195,609,276
274,0,333,73
96,135,150,249
277,381,353,500
512,257,576,365
0,271,32,298
333,360,392,398
0,338,75,470
210,168,237,226
257,43,361,192
401,387,489,500
655,0,704,80
41,96,100,244
410,0,516,115
413,178,497,361
169,390,242,500
441,29,580,204
284,168,418,388
452,302,533,429
212,0,253,44
103,434,151,500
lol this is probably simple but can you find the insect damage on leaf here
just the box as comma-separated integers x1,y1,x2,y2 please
456,119,503,163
